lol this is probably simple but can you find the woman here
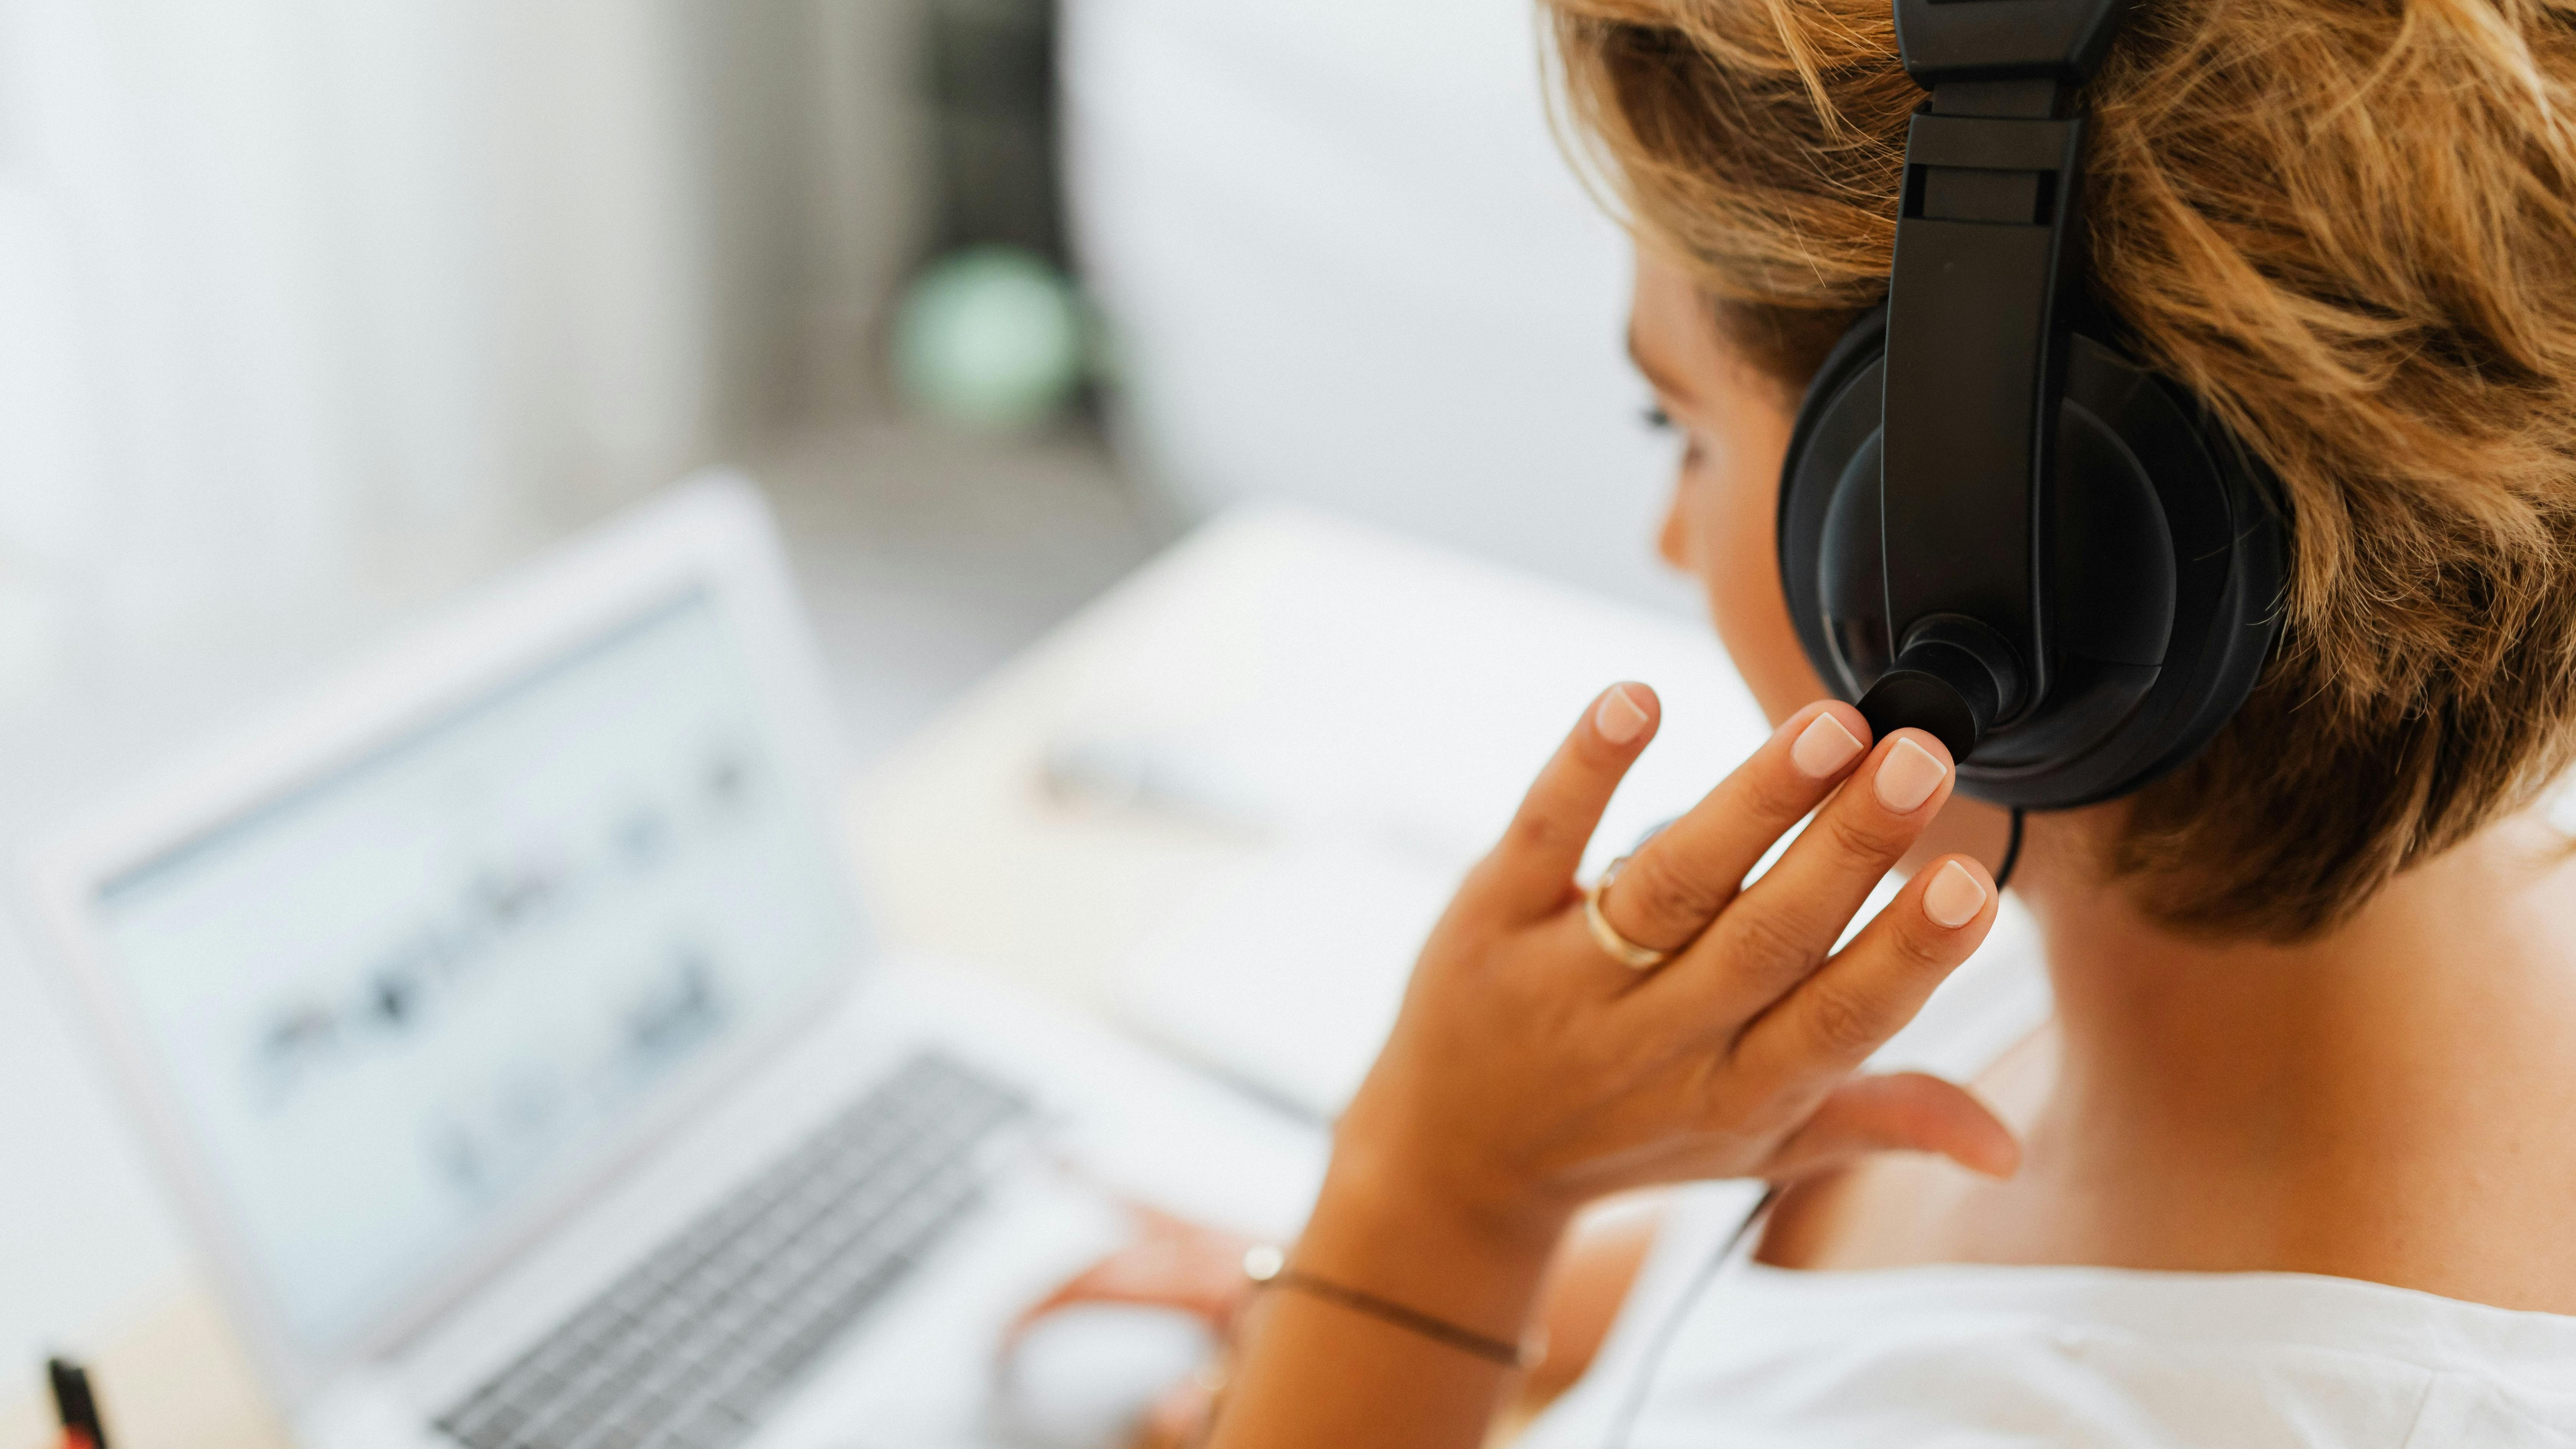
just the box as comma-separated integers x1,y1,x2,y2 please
1028,0,2576,1441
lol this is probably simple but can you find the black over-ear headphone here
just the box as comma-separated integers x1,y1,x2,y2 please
1776,0,2285,810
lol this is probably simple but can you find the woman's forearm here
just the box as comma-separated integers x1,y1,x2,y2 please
1208,1163,1566,1449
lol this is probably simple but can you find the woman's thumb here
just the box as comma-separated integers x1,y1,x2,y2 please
1778,1071,2022,1180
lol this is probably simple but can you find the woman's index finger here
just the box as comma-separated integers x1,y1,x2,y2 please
1458,683,1662,922
1589,701,1875,956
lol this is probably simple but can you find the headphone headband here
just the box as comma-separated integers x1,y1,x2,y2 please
1894,0,2139,84
1863,0,2141,756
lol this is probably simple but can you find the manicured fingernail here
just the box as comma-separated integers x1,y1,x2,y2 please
1789,712,1865,778
1924,860,1989,929
1875,737,1949,813
1596,685,1650,744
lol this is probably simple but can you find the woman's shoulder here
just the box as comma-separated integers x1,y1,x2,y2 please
1726,1259,2576,1369
1727,1264,2576,1444
1540,1255,2576,1448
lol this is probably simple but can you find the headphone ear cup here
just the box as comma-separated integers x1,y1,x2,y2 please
2050,338,2285,800
1999,335,2284,807
1817,430,1891,690
1778,310,1893,704
1776,308,2285,809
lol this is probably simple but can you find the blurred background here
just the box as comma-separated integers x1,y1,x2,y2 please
0,0,1686,1382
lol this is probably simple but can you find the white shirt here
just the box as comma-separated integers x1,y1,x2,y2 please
1520,904,2576,1447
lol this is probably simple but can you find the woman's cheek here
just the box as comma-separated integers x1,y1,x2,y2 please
1709,553,1825,729
1685,454,1835,729
1657,483,1692,571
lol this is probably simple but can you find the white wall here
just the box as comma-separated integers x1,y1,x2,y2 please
1063,0,1695,616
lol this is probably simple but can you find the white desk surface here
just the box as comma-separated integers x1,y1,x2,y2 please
0,506,1749,1449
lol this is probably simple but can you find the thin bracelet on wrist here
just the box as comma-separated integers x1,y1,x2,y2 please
1242,1245,1548,1370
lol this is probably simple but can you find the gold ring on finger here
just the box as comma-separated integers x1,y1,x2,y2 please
1584,856,1675,973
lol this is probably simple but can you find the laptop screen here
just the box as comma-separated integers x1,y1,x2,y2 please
90,588,857,1350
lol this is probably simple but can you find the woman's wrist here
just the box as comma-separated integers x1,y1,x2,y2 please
1289,1145,1571,1355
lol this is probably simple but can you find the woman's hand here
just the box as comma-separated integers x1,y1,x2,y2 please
1005,1208,1252,1449
1325,687,2013,1256
1010,1206,1259,1339
1212,686,2011,1449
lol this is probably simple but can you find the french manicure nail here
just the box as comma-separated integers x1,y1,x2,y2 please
1596,685,1650,744
1789,712,1865,778
1924,860,1990,929
1875,737,1949,813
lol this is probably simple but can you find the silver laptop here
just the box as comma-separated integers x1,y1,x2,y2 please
24,476,1320,1449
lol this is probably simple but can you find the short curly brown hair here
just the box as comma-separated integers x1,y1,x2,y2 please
1548,0,2576,941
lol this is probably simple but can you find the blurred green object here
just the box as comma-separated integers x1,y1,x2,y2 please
892,246,1087,432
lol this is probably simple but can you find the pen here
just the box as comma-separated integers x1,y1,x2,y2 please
48,1357,110,1449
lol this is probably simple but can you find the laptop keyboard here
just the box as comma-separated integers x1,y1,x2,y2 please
434,1050,1032,1449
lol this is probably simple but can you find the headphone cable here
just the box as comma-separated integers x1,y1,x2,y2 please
1994,806,2026,892
1599,1186,1778,1449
